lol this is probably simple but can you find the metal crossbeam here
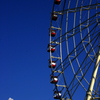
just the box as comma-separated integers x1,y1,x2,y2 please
54,3,100,14
52,13,99,44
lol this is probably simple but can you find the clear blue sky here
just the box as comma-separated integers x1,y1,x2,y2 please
0,0,53,100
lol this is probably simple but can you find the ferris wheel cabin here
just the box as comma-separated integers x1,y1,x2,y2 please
54,0,61,5
50,30,56,37
49,61,56,68
54,91,62,99
52,13,58,21
50,76,58,84
47,45,56,53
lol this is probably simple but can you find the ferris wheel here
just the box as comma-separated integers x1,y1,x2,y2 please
47,0,100,100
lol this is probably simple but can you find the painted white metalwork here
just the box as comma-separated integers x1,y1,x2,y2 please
86,51,100,100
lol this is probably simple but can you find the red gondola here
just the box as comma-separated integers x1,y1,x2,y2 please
52,13,58,21
49,61,56,68
50,76,58,84
47,45,56,53
54,0,61,5
54,91,62,99
50,30,56,37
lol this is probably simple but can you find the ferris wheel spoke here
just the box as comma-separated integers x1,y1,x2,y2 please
81,23,99,54
54,3,100,14
51,12,99,45
54,30,99,72
68,58,95,95
62,59,94,98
